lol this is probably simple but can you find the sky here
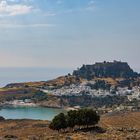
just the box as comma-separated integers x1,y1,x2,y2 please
0,0,140,72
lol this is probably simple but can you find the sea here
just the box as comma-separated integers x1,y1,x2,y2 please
0,106,65,120
0,67,73,87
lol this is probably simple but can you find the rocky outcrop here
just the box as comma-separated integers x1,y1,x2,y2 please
73,61,139,79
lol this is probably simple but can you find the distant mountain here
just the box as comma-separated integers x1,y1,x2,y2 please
73,61,139,80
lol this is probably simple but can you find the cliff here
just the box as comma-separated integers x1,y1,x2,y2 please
73,61,139,80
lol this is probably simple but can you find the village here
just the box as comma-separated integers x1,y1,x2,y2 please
41,83,140,101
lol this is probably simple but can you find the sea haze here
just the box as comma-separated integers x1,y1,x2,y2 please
0,67,73,87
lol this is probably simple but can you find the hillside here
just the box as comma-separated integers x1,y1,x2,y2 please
1,61,140,109
0,111,140,140
5,75,82,89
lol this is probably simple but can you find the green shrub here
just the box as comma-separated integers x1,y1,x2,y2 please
49,109,100,131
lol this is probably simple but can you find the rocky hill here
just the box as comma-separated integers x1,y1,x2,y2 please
0,61,140,112
73,61,139,80
5,61,140,89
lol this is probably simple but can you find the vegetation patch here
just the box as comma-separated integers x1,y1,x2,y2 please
49,109,100,132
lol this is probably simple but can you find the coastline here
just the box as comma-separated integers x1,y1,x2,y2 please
0,102,80,111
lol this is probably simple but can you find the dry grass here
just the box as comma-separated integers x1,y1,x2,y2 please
0,111,140,140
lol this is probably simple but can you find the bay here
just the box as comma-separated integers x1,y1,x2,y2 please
0,106,65,121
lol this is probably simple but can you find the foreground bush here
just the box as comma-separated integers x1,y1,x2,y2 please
49,113,67,131
0,116,5,121
49,109,100,131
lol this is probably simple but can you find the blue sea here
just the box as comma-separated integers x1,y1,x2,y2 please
0,106,65,120
0,67,73,87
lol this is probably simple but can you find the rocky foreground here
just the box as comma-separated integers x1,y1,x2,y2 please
0,111,140,140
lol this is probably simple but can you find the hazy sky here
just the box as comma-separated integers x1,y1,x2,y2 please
0,0,140,71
